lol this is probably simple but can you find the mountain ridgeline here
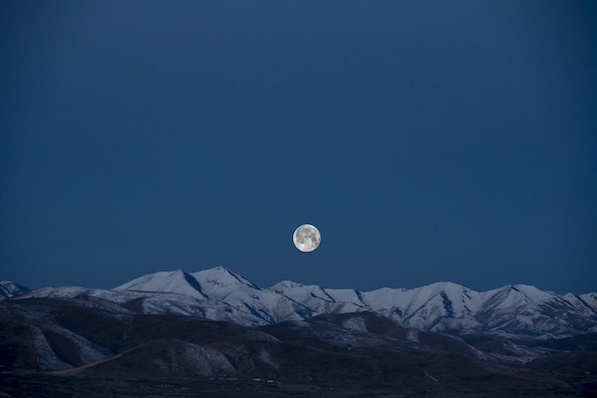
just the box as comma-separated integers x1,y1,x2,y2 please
1,267,596,397
116,266,597,338
8,266,597,339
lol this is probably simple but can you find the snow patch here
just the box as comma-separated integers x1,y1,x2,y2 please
407,329,419,343
342,316,368,334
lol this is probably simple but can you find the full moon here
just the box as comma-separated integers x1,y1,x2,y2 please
293,224,321,252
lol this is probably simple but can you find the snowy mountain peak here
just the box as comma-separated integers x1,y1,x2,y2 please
114,266,262,303
581,292,597,309
191,266,259,292
483,284,557,311
417,281,471,296
510,284,554,301
114,269,207,299
0,281,28,299
270,280,304,291
111,267,597,337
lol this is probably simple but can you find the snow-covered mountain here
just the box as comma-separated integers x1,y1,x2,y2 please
115,269,208,299
0,281,28,299
111,266,597,338
15,266,597,339
3,267,596,395
272,279,597,338
114,267,313,323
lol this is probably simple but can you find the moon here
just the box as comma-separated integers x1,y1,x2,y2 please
293,224,321,252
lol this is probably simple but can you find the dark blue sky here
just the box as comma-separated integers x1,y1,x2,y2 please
1,1,596,294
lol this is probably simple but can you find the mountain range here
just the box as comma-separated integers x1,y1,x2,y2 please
15,266,592,337
1,266,596,397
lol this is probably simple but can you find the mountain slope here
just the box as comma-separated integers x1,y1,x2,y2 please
271,278,597,338
3,267,596,396
114,269,208,299
108,266,597,337
0,281,28,299
116,267,314,324
16,266,597,339
1,295,595,398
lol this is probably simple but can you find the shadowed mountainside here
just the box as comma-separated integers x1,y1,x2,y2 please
1,293,596,397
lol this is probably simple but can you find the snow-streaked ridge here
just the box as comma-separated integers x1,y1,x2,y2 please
0,281,29,299
14,267,597,338
115,269,208,299
110,267,597,337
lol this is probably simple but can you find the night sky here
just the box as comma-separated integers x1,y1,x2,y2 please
1,1,596,294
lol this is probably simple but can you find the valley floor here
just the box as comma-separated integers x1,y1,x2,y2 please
2,370,596,398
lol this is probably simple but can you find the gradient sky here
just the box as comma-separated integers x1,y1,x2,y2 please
1,1,596,294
